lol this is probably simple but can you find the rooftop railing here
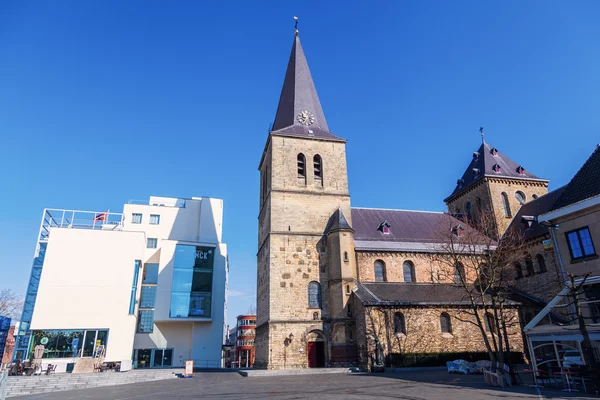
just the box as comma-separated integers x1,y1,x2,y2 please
39,209,124,241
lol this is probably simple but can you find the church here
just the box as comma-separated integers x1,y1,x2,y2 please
255,30,563,370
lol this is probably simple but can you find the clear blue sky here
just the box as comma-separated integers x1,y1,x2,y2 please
1,1,599,328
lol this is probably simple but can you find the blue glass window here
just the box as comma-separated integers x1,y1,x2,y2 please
129,260,141,314
567,227,596,260
149,214,160,225
147,238,158,249
169,245,214,318
138,310,154,333
132,213,142,224
140,286,157,308
143,264,159,284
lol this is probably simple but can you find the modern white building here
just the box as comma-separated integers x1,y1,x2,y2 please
14,196,228,372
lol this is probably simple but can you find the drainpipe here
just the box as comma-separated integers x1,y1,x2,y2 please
548,226,567,284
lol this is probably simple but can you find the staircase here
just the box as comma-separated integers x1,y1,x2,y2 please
4,369,180,398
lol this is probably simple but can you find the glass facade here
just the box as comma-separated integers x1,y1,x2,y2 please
138,310,154,333
30,329,107,358
170,245,214,318
140,286,157,308
129,260,141,314
143,264,159,284
133,348,173,368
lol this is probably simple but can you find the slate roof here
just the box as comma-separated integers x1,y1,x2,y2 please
445,141,547,202
551,145,600,211
354,282,519,307
325,209,353,233
506,186,567,241
351,208,478,243
270,35,344,142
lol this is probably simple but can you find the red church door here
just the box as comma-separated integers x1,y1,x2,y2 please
307,342,325,368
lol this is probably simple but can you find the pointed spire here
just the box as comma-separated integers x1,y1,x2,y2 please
271,33,343,141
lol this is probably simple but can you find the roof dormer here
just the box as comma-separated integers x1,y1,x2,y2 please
377,220,391,235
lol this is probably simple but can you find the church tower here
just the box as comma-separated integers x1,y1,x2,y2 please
255,31,355,369
444,139,549,239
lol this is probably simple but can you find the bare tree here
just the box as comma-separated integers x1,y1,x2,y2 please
428,211,526,375
0,289,23,321
364,306,430,369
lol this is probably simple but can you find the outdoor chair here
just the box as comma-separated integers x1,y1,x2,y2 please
568,365,591,393
45,364,56,375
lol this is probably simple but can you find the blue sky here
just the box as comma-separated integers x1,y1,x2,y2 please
1,1,599,328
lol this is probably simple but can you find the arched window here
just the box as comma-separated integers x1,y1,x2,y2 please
525,254,535,276
478,263,490,286
308,281,321,309
532,194,538,200
536,254,547,273
312,311,319,320
515,191,526,204
440,312,452,334
514,262,523,279
454,262,465,284
374,260,386,282
485,312,496,334
313,154,322,181
403,261,415,283
297,153,306,179
465,201,473,219
394,312,406,336
501,192,512,217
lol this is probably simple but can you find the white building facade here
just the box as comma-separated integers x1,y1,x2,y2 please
14,196,228,372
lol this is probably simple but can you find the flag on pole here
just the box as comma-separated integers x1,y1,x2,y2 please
93,213,107,222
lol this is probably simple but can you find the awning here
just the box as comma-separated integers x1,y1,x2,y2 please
527,324,600,342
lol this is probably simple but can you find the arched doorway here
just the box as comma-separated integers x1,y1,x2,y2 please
306,330,326,368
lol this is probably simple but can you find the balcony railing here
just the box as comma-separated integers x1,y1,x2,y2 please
40,208,124,241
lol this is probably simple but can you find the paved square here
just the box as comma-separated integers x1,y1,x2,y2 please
12,370,595,399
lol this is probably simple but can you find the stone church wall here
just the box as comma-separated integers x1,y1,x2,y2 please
358,304,524,369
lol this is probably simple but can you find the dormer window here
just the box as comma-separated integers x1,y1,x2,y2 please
517,165,525,175
457,179,464,188
378,221,391,235
492,164,501,173
451,224,464,238
472,152,479,161
490,147,499,156
472,168,480,178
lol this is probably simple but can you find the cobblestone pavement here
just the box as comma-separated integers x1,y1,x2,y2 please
12,370,597,400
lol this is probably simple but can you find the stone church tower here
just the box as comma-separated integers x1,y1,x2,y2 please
255,32,356,369
444,140,549,239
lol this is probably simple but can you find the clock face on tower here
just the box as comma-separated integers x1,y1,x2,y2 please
297,110,315,126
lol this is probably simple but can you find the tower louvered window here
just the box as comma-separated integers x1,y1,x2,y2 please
297,153,306,178
313,154,322,181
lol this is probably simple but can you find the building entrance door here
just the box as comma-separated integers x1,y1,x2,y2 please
307,342,324,368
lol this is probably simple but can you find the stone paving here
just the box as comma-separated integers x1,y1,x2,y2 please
10,370,599,399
